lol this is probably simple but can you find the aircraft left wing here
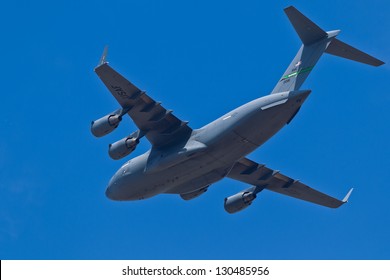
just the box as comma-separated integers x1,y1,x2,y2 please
94,60,192,147
227,157,353,208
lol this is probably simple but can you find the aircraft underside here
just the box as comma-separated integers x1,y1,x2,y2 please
105,91,308,201
92,6,382,213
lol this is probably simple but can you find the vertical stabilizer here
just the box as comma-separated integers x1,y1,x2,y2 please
271,6,334,94
271,6,384,94
285,6,327,45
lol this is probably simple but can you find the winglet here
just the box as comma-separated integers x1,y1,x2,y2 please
98,46,109,66
342,188,354,203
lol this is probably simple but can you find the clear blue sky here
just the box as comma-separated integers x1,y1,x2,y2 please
1,0,389,260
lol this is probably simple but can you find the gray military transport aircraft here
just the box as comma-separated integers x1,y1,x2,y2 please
91,6,383,213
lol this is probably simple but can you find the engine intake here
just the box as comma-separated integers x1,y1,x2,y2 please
91,109,122,137
108,136,139,160
224,191,257,214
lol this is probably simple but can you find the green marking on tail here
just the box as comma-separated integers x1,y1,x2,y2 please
281,66,314,81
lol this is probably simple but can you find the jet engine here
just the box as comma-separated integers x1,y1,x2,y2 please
108,135,139,160
91,109,122,137
224,190,257,214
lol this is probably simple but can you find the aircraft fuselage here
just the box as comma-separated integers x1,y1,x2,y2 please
105,90,310,201
95,6,383,211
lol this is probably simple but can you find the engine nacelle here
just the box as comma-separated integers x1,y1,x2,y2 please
108,136,139,160
91,110,122,137
224,191,257,214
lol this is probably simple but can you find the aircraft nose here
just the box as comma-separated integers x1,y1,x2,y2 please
105,185,113,199
105,175,119,200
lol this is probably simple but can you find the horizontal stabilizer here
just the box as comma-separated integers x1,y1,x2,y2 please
284,6,327,45
325,39,384,66
272,6,384,94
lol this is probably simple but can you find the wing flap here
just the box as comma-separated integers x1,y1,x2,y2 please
228,157,349,208
95,62,192,146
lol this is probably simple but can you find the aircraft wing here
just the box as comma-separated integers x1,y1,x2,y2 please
94,61,192,147
227,157,352,208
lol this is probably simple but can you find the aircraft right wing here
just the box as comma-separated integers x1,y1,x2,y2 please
227,157,353,208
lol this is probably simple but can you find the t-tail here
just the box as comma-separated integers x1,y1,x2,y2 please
272,6,384,94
